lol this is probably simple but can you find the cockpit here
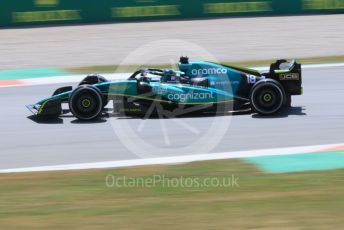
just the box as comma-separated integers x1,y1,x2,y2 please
128,68,186,84
127,56,224,88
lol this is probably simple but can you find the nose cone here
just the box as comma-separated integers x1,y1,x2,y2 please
26,104,40,115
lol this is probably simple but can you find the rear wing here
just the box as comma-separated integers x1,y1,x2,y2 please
268,59,302,95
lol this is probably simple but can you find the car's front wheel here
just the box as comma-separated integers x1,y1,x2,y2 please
250,79,285,115
69,85,103,120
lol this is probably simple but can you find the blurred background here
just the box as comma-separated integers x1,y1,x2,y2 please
1,0,344,69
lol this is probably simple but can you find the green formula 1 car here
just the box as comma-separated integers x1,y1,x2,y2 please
27,57,302,120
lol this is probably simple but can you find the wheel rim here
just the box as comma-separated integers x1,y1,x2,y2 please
70,87,103,120
263,93,272,102
251,83,284,114
75,94,97,114
258,89,277,107
81,98,91,108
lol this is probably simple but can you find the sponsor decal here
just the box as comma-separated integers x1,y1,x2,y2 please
210,80,234,86
12,10,81,23
152,86,168,95
112,5,180,18
191,68,227,76
247,74,257,84
303,0,344,10
204,1,272,14
35,0,59,7
168,92,214,102
119,108,142,112
279,73,300,80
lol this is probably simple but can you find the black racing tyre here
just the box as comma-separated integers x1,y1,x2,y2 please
69,85,103,120
284,94,292,108
250,79,285,115
79,74,108,86
79,75,108,107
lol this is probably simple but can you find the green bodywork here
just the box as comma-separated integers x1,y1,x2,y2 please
28,60,260,116
26,58,302,117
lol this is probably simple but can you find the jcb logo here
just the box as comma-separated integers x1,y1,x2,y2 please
279,73,300,80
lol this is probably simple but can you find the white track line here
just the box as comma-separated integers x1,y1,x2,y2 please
0,73,131,88
0,143,342,173
253,62,344,71
22,73,132,86
1,62,344,88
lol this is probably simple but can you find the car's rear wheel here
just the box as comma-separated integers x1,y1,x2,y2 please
250,80,285,115
69,85,103,120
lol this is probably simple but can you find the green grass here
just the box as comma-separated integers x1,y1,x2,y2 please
66,55,344,74
1,159,344,229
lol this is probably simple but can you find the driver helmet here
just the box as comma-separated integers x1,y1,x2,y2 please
162,69,180,83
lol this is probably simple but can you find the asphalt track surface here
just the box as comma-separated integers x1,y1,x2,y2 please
0,66,343,170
